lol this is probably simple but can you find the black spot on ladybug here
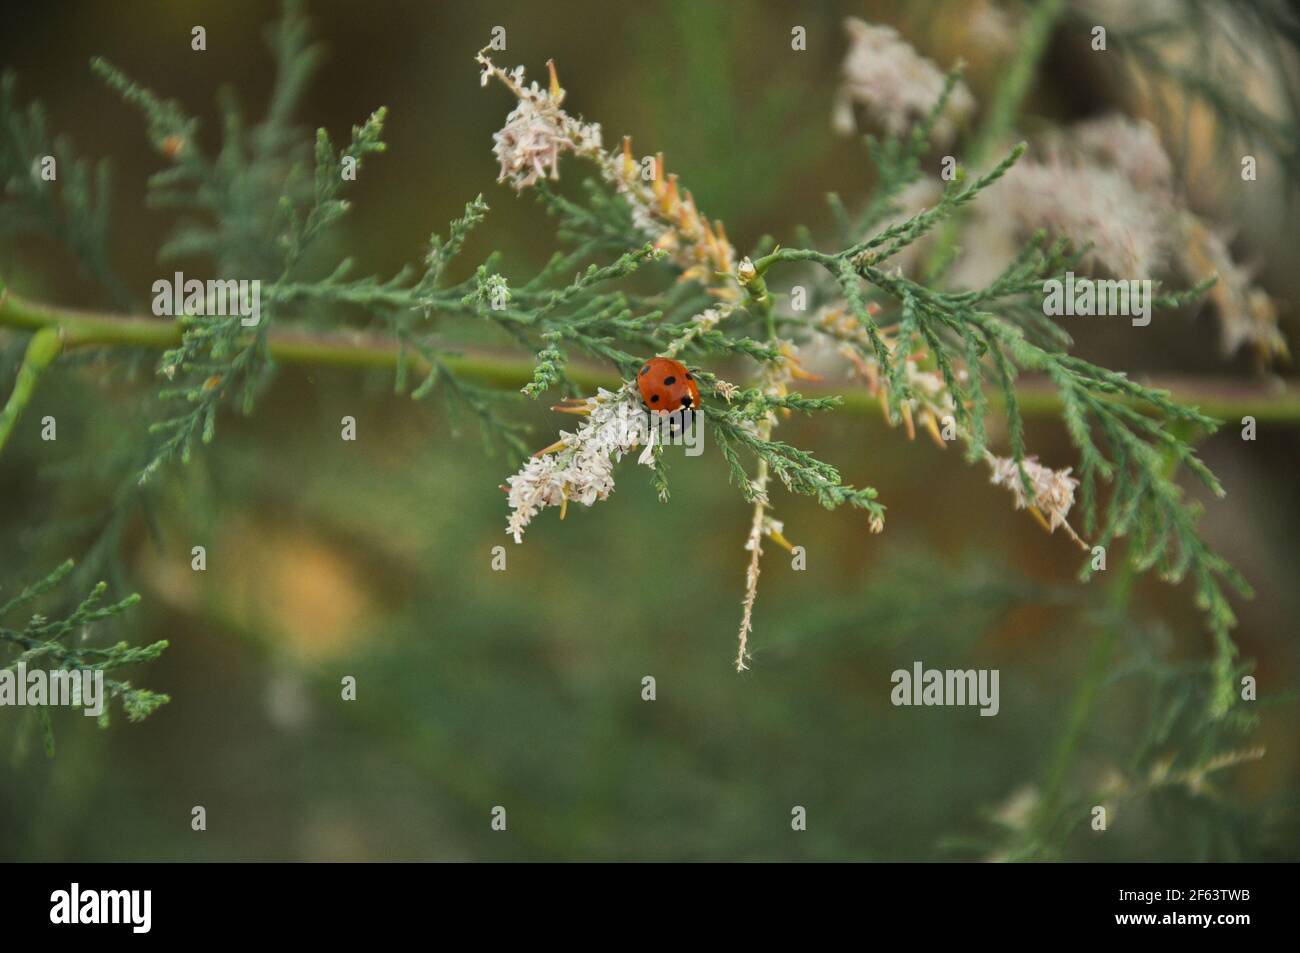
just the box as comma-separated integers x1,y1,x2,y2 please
680,395,692,407
685,372,693,380
664,375,676,385
640,364,650,376
650,394,660,403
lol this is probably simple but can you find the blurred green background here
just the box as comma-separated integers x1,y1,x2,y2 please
1,0,1297,860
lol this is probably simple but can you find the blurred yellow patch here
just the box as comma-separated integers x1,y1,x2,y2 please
138,514,373,661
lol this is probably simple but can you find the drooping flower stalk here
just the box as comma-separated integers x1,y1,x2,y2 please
736,355,789,672
478,50,738,299
504,386,652,543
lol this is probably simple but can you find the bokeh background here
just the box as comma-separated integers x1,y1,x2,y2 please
1,0,1297,860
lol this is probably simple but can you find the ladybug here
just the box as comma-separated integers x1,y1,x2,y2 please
637,356,700,413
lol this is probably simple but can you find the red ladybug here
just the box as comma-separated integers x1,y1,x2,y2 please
637,356,700,413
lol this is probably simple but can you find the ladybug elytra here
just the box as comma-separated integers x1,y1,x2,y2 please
636,356,700,413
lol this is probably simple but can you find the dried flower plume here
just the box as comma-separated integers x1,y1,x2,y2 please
833,17,974,142
505,387,651,543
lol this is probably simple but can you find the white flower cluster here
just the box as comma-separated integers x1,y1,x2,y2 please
964,116,1283,359
988,117,1179,280
479,52,738,298
1070,115,1173,193
987,454,1079,535
832,17,974,143
1012,161,1168,279
483,61,602,191
614,175,668,243
505,388,653,542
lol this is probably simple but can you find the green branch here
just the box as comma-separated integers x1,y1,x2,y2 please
0,322,61,455
2,283,1299,425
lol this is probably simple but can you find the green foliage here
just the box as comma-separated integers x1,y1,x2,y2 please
0,560,167,755
832,67,971,246
0,72,128,307
975,649,1274,862
90,2,390,482
7,3,1253,713
709,406,884,520
0,0,1283,863
736,92,1247,714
